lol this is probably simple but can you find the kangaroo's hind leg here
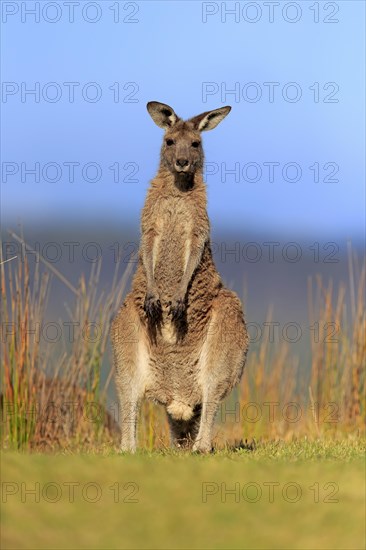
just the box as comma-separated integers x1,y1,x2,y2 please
193,289,248,453
111,295,150,453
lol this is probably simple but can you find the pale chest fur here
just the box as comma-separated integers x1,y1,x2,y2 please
150,196,194,301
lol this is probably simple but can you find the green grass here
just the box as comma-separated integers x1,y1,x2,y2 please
1,438,365,550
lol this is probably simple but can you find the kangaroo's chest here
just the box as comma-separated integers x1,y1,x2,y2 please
153,200,193,289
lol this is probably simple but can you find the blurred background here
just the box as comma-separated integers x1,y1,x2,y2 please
1,6,365,549
2,1,364,236
1,1,365,417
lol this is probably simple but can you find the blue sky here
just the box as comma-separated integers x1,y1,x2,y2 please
1,0,365,240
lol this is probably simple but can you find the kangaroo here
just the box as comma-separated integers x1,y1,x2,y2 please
111,101,249,453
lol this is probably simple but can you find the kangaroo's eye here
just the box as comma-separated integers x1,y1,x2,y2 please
192,141,200,148
166,139,174,146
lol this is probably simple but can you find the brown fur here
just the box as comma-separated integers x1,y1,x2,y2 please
111,102,249,452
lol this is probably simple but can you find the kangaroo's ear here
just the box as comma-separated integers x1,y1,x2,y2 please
189,106,231,132
146,101,179,129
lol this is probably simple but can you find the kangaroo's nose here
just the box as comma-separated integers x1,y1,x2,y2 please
176,158,189,168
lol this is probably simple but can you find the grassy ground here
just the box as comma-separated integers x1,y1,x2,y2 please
1,438,365,550
1,238,365,549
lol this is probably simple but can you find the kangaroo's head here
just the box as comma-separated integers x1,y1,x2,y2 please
147,101,231,183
